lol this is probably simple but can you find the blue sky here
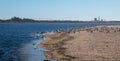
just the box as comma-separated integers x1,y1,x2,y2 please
0,0,120,20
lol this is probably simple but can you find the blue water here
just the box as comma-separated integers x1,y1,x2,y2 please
0,22,120,61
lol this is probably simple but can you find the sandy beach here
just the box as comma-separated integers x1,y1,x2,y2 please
37,26,120,61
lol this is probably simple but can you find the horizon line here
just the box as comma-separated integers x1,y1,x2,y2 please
0,17,120,21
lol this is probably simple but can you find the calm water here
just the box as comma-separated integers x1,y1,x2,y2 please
0,22,120,61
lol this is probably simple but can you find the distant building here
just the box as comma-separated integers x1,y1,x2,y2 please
94,18,98,21
101,19,104,21
98,16,100,21
93,16,104,22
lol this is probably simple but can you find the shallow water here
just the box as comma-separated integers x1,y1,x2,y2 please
16,37,46,61
0,22,120,61
16,33,56,61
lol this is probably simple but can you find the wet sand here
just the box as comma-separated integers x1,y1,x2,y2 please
37,26,120,61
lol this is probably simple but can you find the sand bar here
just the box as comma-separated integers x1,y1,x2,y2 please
37,26,120,61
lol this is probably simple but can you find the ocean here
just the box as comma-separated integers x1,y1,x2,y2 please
0,22,120,61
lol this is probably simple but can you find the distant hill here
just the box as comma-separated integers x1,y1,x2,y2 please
0,17,120,23
0,17,81,23
0,17,38,23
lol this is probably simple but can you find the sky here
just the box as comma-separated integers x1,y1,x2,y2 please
0,0,120,21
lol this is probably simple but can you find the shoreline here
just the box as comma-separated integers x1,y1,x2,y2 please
37,25,120,61
37,31,76,61
16,33,47,61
